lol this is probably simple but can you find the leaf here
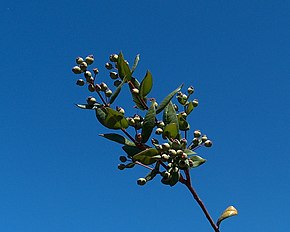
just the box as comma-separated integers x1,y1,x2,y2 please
117,52,131,82
109,79,125,104
141,101,156,143
189,155,206,168
217,206,238,228
186,101,195,115
163,101,179,128
133,148,159,165
131,54,140,74
122,145,142,158
140,70,153,98
145,170,157,182
95,107,129,130
183,149,196,156
169,170,180,186
156,84,184,114
178,113,190,131
99,133,136,146
76,103,101,110
162,123,179,139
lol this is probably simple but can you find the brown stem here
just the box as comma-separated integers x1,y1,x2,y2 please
135,161,153,170
121,128,147,150
181,169,220,232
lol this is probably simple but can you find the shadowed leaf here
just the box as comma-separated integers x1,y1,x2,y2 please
100,133,135,146
156,84,183,114
131,54,140,74
122,145,142,158
117,52,131,82
189,155,206,168
186,101,195,115
178,113,190,131
133,148,159,165
109,79,125,104
141,101,156,143
163,101,179,129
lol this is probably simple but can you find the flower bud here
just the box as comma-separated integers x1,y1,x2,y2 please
176,150,183,156
187,86,194,94
127,118,135,126
72,66,82,74
156,121,165,128
109,54,118,62
85,55,94,65
179,160,189,170
86,96,97,105
135,133,142,142
162,143,171,150
105,89,112,97
137,178,146,186
80,62,88,71
192,99,199,107
88,84,95,92
114,80,122,87
181,153,188,160
201,135,208,143
118,164,126,170
100,82,108,91
119,156,127,163
193,137,199,146
105,62,113,70
84,71,92,78
181,112,187,118
76,79,85,86
161,154,170,161
76,57,84,64
95,84,101,92
132,88,139,94
109,71,118,79
168,149,177,156
133,114,141,122
173,104,179,111
155,128,163,135
93,68,99,75
204,140,213,147
87,76,94,83
194,130,201,138
116,106,125,114
172,139,181,150
162,171,171,179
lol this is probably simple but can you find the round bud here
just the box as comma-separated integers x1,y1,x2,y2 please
172,139,181,150
116,106,125,114
80,62,88,71
177,95,187,105
132,88,139,94
161,154,170,161
181,112,187,118
72,66,82,74
201,135,208,143
76,79,85,86
109,71,118,79
193,137,199,146
187,86,194,94
204,140,213,147
105,62,113,70
192,99,199,107
109,54,118,62
168,149,177,156
114,80,122,87
100,82,108,91
135,133,142,142
87,77,94,83
118,164,126,170
155,128,163,135
105,89,112,97
179,160,189,170
173,104,179,111
84,71,92,78
88,84,95,92
93,68,99,75
162,171,171,179
86,96,97,105
85,55,94,65
181,153,188,160
119,156,127,163
95,84,101,92
133,114,141,122
162,143,171,150
176,150,183,156
156,121,165,128
137,178,146,186
128,118,135,126
194,130,201,138
76,57,84,64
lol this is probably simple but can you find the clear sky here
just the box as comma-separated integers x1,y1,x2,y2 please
1,1,289,231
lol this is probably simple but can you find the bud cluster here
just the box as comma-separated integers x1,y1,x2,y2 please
126,114,144,130
189,130,213,149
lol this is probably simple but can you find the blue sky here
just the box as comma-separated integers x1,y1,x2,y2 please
0,1,289,231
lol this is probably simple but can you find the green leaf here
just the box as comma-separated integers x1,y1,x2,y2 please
156,84,183,114
186,101,195,115
140,70,153,98
162,123,179,139
95,107,129,130
131,54,140,74
117,52,131,82
141,101,156,143
189,155,206,168
122,145,142,158
178,113,190,131
133,148,159,165
217,206,238,228
169,170,180,186
183,149,196,156
99,133,136,146
109,79,125,104
163,101,179,130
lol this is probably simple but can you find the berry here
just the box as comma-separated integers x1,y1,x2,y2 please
76,79,85,86
85,55,94,65
80,62,88,71
72,66,82,74
204,140,213,147
76,57,84,64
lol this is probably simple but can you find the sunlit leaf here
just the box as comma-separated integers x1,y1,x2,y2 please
140,70,153,98
109,79,125,104
141,101,156,143
163,101,179,129
189,155,206,168
183,149,196,155
163,123,179,139
133,148,159,165
217,206,238,228
99,133,135,146
117,52,131,82
131,54,140,74
95,107,129,130
156,84,183,114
